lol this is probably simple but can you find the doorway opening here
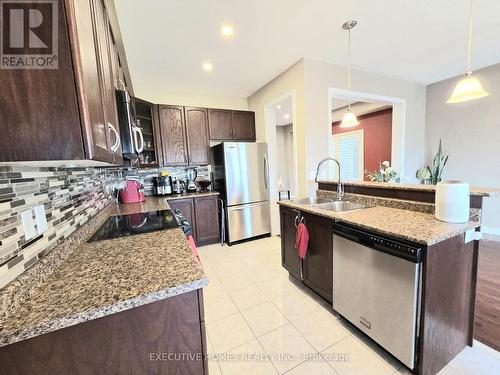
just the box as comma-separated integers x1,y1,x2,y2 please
264,91,298,235
327,88,406,182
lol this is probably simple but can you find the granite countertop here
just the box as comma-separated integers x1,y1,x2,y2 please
317,180,500,197
0,197,207,348
278,200,479,245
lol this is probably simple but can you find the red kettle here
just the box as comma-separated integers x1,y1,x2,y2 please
119,179,145,204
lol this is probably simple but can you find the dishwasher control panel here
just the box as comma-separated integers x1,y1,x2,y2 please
333,222,422,263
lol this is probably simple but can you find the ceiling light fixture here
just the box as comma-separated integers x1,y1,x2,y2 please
221,24,234,38
202,62,213,72
276,105,281,109
447,0,488,104
340,20,360,128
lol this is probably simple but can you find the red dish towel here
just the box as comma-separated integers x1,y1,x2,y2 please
295,222,309,259
187,235,201,264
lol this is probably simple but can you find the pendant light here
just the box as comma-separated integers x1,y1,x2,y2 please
340,20,359,128
447,0,488,103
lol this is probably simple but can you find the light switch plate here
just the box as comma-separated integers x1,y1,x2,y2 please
34,205,48,234
21,210,36,241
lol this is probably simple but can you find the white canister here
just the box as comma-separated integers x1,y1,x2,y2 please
435,181,470,223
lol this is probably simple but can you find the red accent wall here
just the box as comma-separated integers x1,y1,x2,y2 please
333,108,392,181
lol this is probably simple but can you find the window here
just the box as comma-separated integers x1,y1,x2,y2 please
332,129,364,181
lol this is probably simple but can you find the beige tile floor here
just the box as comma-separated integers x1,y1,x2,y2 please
199,236,500,375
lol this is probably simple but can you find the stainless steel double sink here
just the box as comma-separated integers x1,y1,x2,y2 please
295,197,366,212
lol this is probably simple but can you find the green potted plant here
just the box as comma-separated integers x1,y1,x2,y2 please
427,139,449,185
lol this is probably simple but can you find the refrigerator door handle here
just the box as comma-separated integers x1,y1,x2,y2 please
263,154,269,192
229,201,269,211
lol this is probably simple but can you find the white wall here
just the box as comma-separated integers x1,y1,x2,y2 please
283,124,296,198
248,58,427,233
276,124,296,198
303,59,427,195
276,126,287,189
248,60,304,235
425,63,500,232
132,86,248,109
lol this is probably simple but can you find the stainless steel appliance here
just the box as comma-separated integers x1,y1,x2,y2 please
212,142,270,244
115,84,144,159
154,174,173,196
332,223,422,370
186,168,198,191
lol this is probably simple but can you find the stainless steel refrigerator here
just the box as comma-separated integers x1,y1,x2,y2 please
212,142,271,245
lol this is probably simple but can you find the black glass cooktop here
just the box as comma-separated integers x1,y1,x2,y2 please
88,209,179,242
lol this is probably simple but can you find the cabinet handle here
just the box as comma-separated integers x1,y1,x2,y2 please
107,123,120,152
133,126,144,153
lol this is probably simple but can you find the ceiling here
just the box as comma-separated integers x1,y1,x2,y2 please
115,0,500,99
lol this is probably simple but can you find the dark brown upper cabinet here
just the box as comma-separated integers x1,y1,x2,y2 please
0,0,129,164
208,109,233,140
158,105,188,166
208,109,256,141
134,98,161,167
232,111,256,140
185,107,210,165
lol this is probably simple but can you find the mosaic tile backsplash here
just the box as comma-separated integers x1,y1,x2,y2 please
0,166,122,289
0,165,211,290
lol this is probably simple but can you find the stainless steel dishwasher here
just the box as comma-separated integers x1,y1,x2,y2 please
332,223,422,370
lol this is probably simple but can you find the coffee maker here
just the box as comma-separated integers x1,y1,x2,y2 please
186,168,197,191
154,172,172,196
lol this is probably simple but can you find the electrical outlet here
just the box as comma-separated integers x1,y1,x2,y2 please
21,210,36,240
34,205,48,234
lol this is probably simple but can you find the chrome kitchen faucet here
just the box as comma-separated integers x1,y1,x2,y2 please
314,157,344,200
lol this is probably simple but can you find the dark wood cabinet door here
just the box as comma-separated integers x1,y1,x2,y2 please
158,105,188,166
185,107,209,165
232,111,256,141
168,198,196,239
194,196,220,245
68,0,113,162
208,109,233,140
0,290,205,374
280,206,301,280
301,212,333,302
92,0,120,160
0,0,84,162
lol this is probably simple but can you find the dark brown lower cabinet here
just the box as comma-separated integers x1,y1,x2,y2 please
195,196,220,245
301,212,333,303
280,206,301,280
279,204,479,375
0,289,207,374
168,198,196,230
169,196,220,246
280,206,333,302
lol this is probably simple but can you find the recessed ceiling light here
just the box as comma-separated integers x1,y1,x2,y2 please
284,114,290,119
221,24,234,38
276,105,281,109
203,62,213,72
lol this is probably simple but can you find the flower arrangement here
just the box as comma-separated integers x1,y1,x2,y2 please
426,139,449,185
365,161,400,183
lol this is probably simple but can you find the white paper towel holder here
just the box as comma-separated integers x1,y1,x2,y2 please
435,180,470,223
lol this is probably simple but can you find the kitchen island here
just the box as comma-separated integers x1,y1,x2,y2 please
277,181,498,375
0,197,208,374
